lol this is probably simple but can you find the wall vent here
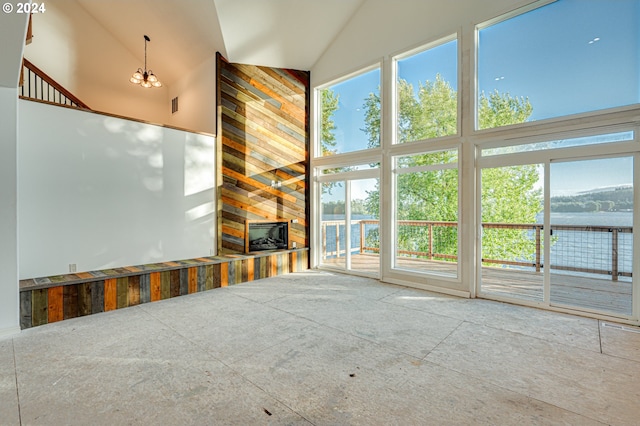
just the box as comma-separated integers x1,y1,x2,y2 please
171,96,179,114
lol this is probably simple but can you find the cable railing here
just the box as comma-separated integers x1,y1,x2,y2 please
321,220,633,281
20,59,90,110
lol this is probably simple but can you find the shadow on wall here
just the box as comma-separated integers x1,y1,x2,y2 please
18,101,215,278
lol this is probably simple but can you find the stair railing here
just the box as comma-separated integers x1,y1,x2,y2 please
20,58,91,110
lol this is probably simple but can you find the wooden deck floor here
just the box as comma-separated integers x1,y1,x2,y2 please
321,254,633,317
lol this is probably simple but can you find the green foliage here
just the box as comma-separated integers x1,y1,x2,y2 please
398,76,457,142
321,200,370,216
359,76,539,264
321,73,541,265
481,165,542,263
478,90,533,130
550,187,633,212
319,88,352,193
320,89,339,155
362,92,381,149
322,200,345,215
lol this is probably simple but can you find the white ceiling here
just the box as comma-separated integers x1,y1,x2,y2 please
76,0,366,86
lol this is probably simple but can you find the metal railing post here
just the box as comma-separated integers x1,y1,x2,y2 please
322,223,326,260
535,225,541,273
611,228,619,281
428,223,433,260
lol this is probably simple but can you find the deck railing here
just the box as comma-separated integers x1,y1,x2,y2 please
321,220,633,281
20,59,90,110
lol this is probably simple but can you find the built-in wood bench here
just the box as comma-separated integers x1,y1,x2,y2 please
19,248,308,329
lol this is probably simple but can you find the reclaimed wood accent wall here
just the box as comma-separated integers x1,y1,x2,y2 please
217,53,309,253
20,249,309,329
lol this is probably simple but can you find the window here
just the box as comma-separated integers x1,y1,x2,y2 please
477,0,640,129
319,177,380,275
393,149,459,278
480,163,545,302
319,67,381,156
395,38,458,143
312,0,640,319
478,124,636,318
481,131,635,157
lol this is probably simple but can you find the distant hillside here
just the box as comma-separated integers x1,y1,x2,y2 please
551,187,633,212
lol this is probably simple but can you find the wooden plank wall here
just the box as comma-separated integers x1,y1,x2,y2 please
217,53,309,253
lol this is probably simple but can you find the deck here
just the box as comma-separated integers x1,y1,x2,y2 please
321,254,633,317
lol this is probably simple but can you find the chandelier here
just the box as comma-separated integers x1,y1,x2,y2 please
130,35,162,88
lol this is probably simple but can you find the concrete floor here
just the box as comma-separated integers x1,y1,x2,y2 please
2,271,639,425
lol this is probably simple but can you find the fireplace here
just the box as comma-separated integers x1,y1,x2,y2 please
245,220,289,252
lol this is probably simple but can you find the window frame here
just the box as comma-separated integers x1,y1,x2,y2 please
314,62,383,159
392,33,461,145
474,0,640,133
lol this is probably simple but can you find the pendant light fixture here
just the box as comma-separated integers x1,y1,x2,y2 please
130,35,162,88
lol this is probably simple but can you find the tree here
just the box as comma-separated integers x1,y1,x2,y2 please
320,88,339,156
319,88,349,193
360,76,541,264
478,90,533,130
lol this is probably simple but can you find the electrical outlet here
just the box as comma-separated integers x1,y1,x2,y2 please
69,263,77,273
291,219,299,224
292,242,297,248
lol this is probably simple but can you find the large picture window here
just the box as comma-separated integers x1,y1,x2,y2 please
395,38,458,143
313,0,640,321
319,67,381,156
393,148,459,278
477,0,640,130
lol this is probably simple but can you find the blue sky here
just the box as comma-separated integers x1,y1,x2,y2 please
479,0,639,121
324,0,638,196
551,157,633,196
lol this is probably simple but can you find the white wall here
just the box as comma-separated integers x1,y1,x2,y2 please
0,89,20,337
18,100,216,279
24,1,168,124
0,10,28,337
312,0,531,85
166,55,217,135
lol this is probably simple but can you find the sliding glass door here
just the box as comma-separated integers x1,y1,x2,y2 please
478,130,637,319
549,157,634,316
319,175,380,277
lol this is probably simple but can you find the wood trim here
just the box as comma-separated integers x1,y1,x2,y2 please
216,52,225,254
18,96,215,138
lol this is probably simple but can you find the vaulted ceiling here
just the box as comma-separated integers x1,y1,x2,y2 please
76,0,366,85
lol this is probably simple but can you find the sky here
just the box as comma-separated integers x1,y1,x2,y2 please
551,157,633,196
324,0,638,198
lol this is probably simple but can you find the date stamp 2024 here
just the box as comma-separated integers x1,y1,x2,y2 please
3,2,46,14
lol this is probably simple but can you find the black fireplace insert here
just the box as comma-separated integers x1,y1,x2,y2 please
246,221,289,252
